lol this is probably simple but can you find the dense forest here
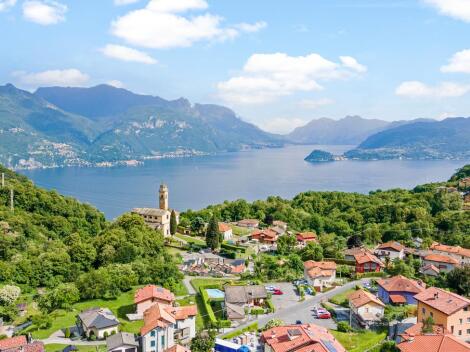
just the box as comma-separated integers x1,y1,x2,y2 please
0,165,182,320
183,164,470,252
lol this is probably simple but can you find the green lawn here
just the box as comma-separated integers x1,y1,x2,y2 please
329,288,357,306
190,278,242,292
175,233,206,246
25,288,144,339
45,345,106,352
230,225,251,237
330,330,386,352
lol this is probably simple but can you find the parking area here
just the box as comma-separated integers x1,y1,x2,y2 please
266,282,302,310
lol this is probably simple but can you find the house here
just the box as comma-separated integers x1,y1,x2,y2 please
459,177,470,189
250,229,278,244
354,252,384,273
423,254,459,273
377,275,425,305
135,285,175,316
272,221,287,231
344,247,373,262
261,323,345,352
397,323,470,352
429,242,470,266
348,289,385,328
106,332,139,352
0,336,28,352
464,191,470,204
375,241,405,261
415,287,470,341
296,232,318,246
269,226,286,236
218,223,233,241
76,308,120,339
132,184,179,237
237,219,260,229
140,303,197,352
224,285,267,319
388,317,418,343
419,263,440,277
226,259,246,274
412,237,423,248
303,261,336,292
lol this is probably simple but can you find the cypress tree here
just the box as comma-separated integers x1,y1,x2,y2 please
170,210,177,235
206,215,220,250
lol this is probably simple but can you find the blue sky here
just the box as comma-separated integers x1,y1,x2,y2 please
2,0,470,133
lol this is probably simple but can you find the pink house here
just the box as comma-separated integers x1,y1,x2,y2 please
134,285,175,316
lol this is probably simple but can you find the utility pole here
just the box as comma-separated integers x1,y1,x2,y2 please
10,189,14,212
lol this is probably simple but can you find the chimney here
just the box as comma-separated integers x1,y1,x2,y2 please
434,292,439,300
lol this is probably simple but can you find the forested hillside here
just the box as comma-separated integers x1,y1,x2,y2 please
0,165,181,321
183,165,470,255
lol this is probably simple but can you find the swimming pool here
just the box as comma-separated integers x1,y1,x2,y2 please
206,288,225,299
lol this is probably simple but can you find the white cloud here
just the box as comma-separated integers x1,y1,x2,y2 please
110,0,265,49
218,52,366,104
100,44,157,64
12,69,89,88
262,117,309,134
340,56,367,73
423,0,470,22
298,98,334,109
395,80,470,98
22,0,67,25
441,49,470,73
114,0,140,6
107,80,125,88
0,0,16,12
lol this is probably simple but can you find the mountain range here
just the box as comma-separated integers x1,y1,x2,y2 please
0,84,282,169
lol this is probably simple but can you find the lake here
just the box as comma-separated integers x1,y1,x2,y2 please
20,145,469,219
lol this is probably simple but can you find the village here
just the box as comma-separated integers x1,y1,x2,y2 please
1,178,470,352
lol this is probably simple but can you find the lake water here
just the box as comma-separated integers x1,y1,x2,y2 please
20,145,469,219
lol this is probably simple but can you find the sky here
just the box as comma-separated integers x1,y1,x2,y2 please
2,0,470,133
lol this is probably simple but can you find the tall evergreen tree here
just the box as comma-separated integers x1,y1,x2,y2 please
170,210,177,236
206,215,220,250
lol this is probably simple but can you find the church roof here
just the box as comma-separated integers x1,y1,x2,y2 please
132,208,169,216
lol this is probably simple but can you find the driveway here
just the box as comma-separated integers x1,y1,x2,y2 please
220,278,369,337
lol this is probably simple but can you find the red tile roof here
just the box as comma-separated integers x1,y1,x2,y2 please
354,252,383,266
304,261,336,279
296,232,318,242
400,323,448,339
261,323,345,352
141,303,197,336
430,242,470,258
0,336,27,351
348,289,385,308
376,275,426,294
397,331,470,352
414,287,470,315
218,223,231,233
424,254,459,265
377,241,405,252
421,264,439,273
389,294,407,304
164,345,190,352
251,229,278,242
134,285,175,304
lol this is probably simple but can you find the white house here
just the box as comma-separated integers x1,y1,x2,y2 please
348,289,385,329
303,261,337,292
374,241,405,261
106,332,139,352
218,223,233,241
141,303,197,352
77,308,120,339
422,254,459,273
429,242,470,266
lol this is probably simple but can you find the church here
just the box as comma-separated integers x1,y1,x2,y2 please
132,184,179,237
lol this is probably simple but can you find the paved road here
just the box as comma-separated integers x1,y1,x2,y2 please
220,279,368,337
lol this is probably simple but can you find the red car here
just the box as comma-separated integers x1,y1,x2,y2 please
315,308,331,319
272,289,284,295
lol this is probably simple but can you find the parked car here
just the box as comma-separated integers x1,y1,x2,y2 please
265,285,276,292
315,308,331,319
295,320,302,324
273,289,283,295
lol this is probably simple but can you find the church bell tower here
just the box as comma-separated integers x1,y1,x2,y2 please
159,184,169,210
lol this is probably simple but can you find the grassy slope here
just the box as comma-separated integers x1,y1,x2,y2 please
330,330,386,352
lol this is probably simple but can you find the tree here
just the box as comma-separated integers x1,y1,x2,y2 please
170,210,177,236
264,214,274,226
422,316,434,333
263,319,284,330
337,321,352,332
276,234,297,255
380,341,399,352
191,217,205,235
300,242,323,261
38,283,80,312
190,332,215,352
347,235,362,249
205,216,220,250
0,285,21,305
447,265,470,296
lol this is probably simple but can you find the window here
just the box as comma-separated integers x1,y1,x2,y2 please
458,330,462,336
460,319,463,324
150,341,156,347
150,331,156,337
161,336,165,348
422,307,426,314
467,318,470,323
451,326,454,333
430,312,433,318
467,329,470,334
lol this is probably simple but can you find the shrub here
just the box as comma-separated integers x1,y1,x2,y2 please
250,307,264,315
337,321,353,332
266,298,275,313
103,331,109,339
64,327,71,338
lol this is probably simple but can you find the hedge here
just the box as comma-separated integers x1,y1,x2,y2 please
266,298,275,313
221,243,247,253
199,286,218,326
354,272,387,279
250,307,265,315
223,322,258,340
324,258,356,266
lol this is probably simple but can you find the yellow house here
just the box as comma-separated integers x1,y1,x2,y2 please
414,287,470,343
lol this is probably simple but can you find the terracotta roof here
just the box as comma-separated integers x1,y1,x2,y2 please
376,275,426,294
22,342,44,352
164,344,191,352
344,247,373,256
397,333,470,352
304,261,336,279
414,287,470,315
167,305,197,320
250,229,278,242
132,208,168,217
261,323,345,352
348,289,385,308
424,254,459,265
238,219,259,226
430,243,470,258
420,264,440,273
377,241,405,252
400,323,448,339
141,303,195,337
0,336,27,351
218,223,231,232
354,252,384,266
296,232,318,242
389,294,407,304
134,285,175,304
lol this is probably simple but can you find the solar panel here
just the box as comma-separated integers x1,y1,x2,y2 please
321,340,338,352
287,329,302,336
